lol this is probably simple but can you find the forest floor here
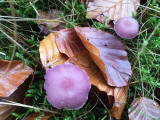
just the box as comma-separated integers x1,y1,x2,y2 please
0,0,159,120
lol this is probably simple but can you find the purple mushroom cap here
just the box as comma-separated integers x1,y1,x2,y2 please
44,63,91,110
114,17,139,39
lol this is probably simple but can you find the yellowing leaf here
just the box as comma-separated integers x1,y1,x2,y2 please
84,0,140,22
39,33,67,69
0,58,33,97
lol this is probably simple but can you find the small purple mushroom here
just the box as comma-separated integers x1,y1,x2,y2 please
114,17,139,39
44,63,91,110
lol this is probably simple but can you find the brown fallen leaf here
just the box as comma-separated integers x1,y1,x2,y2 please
128,97,160,120
55,28,128,119
39,33,67,69
0,71,33,120
38,9,64,34
40,28,129,119
0,58,33,97
68,50,128,119
83,0,140,23
110,85,129,119
67,50,114,96
55,28,113,94
56,28,85,58
0,105,15,120
75,27,132,87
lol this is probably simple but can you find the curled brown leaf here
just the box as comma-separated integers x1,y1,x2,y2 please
39,33,67,69
56,28,128,119
75,27,132,87
55,28,113,94
0,59,33,119
67,50,114,96
0,78,31,120
56,28,85,58
0,105,15,120
110,85,129,119
68,50,128,119
40,27,130,119
0,58,33,97
41,29,113,92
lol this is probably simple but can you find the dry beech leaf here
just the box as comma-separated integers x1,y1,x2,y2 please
0,58,33,97
55,28,113,94
40,28,129,119
75,27,132,87
83,0,140,22
56,28,85,58
68,51,127,119
67,50,114,96
55,28,128,119
128,97,160,120
0,78,31,120
110,85,129,119
0,105,15,120
39,33,67,69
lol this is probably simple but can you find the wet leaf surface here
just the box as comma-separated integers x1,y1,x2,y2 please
128,97,160,120
39,27,130,119
56,28,128,119
56,28,85,58
67,50,114,96
0,58,33,97
110,85,129,119
39,33,67,69
68,51,128,119
55,28,114,94
0,76,32,120
0,105,15,120
75,27,132,87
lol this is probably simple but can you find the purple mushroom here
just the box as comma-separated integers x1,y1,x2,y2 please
114,17,139,39
44,63,91,110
